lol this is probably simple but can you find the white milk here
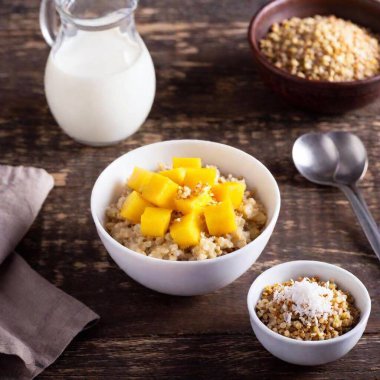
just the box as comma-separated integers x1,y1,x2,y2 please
45,27,155,145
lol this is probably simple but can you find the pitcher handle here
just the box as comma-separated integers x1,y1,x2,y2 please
40,0,58,47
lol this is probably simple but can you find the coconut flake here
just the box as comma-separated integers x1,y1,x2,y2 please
283,312,292,324
273,278,333,322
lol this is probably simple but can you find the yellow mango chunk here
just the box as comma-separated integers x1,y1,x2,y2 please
173,157,202,169
127,167,153,192
183,168,217,188
141,173,179,208
204,200,237,236
170,214,201,248
141,207,172,237
212,182,246,209
120,191,153,223
174,191,212,214
159,168,187,185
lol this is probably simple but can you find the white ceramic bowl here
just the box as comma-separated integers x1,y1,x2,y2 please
247,260,371,365
91,140,280,296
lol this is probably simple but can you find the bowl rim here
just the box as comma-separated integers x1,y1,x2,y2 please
91,139,281,265
247,260,372,345
248,0,380,87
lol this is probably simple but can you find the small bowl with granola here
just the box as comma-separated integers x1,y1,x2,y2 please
247,261,371,365
91,140,280,295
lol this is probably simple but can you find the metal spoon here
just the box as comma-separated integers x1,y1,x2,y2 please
292,132,380,261
327,131,378,229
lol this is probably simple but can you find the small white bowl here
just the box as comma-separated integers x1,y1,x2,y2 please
247,261,371,366
91,140,280,296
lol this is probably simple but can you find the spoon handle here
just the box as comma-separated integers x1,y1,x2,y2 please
340,185,380,262
350,184,379,230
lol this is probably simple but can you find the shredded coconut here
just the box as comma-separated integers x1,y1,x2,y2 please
273,278,333,322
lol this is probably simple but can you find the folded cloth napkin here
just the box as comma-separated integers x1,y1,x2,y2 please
0,166,99,379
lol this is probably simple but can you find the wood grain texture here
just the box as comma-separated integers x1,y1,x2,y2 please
0,0,379,378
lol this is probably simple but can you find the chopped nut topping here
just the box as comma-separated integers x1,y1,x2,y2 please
177,186,192,199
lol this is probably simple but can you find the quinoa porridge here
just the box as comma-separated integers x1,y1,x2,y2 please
105,157,267,261
255,277,360,341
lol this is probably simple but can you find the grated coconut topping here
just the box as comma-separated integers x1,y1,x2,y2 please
273,278,334,323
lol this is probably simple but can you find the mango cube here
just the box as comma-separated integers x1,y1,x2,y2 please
141,173,179,208
141,207,172,237
170,214,201,248
173,157,202,169
204,200,237,236
212,182,246,209
159,168,187,185
183,168,217,188
120,191,152,223
127,167,153,192
174,191,212,214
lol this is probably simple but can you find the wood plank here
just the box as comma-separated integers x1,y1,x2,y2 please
39,334,380,378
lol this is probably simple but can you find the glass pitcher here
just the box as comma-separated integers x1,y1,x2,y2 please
40,0,156,146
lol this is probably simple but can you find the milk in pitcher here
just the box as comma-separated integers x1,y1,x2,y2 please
41,0,155,146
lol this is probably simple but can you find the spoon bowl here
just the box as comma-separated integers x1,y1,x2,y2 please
327,132,368,185
292,133,339,186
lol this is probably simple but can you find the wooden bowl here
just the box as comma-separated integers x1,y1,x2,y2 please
248,0,380,113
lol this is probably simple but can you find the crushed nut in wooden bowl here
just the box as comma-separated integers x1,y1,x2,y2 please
260,15,380,82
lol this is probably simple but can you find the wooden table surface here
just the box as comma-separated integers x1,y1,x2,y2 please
1,0,380,378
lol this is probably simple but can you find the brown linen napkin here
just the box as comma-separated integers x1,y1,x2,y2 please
0,166,99,379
